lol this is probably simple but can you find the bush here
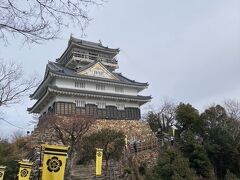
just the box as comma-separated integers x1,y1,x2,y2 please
81,129,125,168
151,147,197,180
0,139,19,180
224,170,239,180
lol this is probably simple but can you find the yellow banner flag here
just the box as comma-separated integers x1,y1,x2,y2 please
0,166,6,180
125,135,128,148
172,127,176,137
41,144,69,180
18,160,33,180
96,148,103,176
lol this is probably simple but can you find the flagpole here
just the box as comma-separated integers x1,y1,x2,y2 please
38,145,42,180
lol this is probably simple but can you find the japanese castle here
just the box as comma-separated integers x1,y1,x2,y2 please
28,37,151,120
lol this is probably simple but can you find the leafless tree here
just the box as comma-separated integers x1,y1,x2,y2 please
224,99,240,121
11,130,24,141
157,100,176,132
39,114,96,177
0,0,103,43
145,99,177,146
146,99,176,134
0,60,38,107
11,130,32,157
223,99,240,144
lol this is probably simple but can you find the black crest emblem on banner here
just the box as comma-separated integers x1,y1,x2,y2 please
0,172,3,177
47,156,62,172
97,151,102,157
20,169,28,177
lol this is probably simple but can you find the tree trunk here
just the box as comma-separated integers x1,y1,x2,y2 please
104,158,109,178
65,148,75,179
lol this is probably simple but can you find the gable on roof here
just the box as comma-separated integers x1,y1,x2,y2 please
79,62,118,80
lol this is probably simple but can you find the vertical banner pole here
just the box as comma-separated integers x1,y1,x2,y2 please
125,135,128,149
41,144,69,180
18,160,33,180
96,148,103,176
38,145,42,180
0,166,6,180
172,127,175,137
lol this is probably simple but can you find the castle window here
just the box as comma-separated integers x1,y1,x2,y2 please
48,106,53,113
97,102,106,109
75,100,86,107
116,103,125,110
115,86,124,93
93,70,103,77
89,52,98,60
96,84,105,91
75,81,85,88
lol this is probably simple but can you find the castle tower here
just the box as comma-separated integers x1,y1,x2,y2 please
28,37,151,120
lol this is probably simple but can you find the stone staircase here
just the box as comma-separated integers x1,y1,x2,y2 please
71,164,102,180
70,161,122,180
69,139,160,180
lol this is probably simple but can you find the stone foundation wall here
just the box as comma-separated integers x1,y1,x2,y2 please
30,119,156,145
87,119,156,143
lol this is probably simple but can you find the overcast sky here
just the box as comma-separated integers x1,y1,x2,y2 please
1,0,240,137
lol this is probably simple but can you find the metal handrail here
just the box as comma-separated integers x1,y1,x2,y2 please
128,139,159,154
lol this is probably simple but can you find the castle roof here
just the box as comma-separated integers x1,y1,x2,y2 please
69,37,120,52
56,36,120,65
30,61,149,99
49,61,147,85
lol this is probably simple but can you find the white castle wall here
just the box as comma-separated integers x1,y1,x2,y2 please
54,77,140,96
55,95,140,108
38,77,142,114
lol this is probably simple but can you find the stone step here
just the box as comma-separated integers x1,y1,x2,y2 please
71,163,122,180
70,149,158,180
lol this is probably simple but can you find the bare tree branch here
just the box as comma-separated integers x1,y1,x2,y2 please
146,99,176,134
0,60,39,107
0,0,103,44
39,113,96,176
224,99,240,121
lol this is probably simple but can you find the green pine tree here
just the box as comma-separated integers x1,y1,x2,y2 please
151,147,197,180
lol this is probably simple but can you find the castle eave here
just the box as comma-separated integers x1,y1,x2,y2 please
30,73,53,99
56,37,120,65
48,86,151,103
28,91,52,113
50,71,148,89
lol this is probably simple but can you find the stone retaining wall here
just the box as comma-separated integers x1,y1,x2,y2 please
87,119,156,143
30,119,156,145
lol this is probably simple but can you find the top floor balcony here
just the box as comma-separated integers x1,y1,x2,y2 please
72,50,118,64
67,50,119,70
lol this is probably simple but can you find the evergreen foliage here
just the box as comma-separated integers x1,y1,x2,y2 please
177,103,240,179
0,139,19,180
148,102,240,180
201,105,240,179
175,103,203,134
175,103,213,178
224,170,239,180
81,129,125,168
151,147,197,180
146,111,159,132
180,130,213,178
